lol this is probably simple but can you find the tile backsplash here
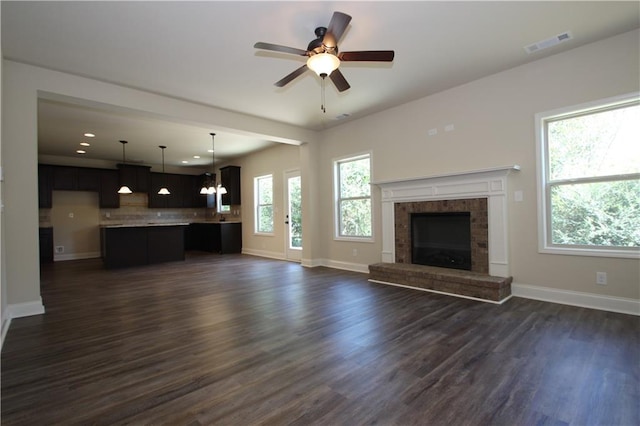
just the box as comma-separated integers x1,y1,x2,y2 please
39,192,241,227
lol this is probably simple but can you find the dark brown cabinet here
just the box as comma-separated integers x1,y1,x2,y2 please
149,173,206,208
99,169,120,208
39,164,206,210
39,227,53,263
187,222,242,254
220,166,241,205
117,164,151,194
77,168,101,191
52,166,78,190
38,165,53,208
101,225,186,269
52,165,101,191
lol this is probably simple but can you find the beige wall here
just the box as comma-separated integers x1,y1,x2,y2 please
234,143,301,259
317,29,640,300
51,191,101,260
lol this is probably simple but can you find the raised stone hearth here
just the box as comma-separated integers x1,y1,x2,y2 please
369,262,512,303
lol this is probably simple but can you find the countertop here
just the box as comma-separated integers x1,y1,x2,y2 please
100,221,241,228
100,222,191,228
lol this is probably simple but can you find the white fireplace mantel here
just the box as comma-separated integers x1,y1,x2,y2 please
374,165,520,277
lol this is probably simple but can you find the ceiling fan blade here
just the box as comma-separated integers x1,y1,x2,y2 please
329,69,351,92
338,51,395,62
254,42,308,56
323,11,352,48
274,65,309,87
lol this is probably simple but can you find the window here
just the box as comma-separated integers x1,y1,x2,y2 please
254,174,273,234
334,153,372,240
536,93,640,258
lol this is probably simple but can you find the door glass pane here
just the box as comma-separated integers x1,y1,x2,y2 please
288,176,302,248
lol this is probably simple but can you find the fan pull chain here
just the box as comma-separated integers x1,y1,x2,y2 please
320,75,327,113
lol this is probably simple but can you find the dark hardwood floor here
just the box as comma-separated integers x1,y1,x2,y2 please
2,253,638,425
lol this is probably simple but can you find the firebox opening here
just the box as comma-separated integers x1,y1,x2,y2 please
411,212,472,271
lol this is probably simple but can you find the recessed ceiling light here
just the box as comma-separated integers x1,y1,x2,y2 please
83,133,95,138
76,150,86,154
193,155,201,159
80,142,90,147
182,160,189,164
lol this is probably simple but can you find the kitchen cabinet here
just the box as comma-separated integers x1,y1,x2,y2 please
99,169,120,208
185,175,207,208
101,224,187,269
149,173,206,208
52,165,101,191
77,168,101,191
188,222,242,254
38,165,53,208
220,166,241,205
39,227,53,263
117,164,151,194
52,166,78,190
148,172,171,208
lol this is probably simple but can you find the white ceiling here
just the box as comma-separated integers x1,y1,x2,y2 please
2,1,638,168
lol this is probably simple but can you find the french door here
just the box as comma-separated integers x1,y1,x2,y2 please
284,170,302,262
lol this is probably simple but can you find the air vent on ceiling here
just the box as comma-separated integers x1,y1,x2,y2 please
524,31,573,54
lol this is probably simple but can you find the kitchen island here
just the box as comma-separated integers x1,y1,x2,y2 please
101,223,188,269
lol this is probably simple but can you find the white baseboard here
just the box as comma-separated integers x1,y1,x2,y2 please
241,248,285,261
7,299,46,319
1,312,12,350
322,259,369,274
512,282,640,316
54,251,101,262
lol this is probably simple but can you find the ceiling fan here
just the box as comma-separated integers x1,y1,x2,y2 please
254,11,395,92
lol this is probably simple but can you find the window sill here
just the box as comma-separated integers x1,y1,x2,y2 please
539,245,640,259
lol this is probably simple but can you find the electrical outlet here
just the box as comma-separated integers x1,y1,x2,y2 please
105,212,110,218
596,272,607,285
352,249,358,257
55,246,64,254
157,212,161,217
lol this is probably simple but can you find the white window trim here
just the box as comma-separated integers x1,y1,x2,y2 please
254,174,274,236
333,151,374,243
535,92,640,259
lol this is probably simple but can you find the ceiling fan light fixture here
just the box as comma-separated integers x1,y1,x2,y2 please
307,53,340,77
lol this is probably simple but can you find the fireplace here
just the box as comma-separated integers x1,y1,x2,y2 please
375,165,520,278
411,212,471,271
396,198,488,274
370,166,518,303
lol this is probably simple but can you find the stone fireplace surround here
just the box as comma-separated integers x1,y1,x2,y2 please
370,166,520,302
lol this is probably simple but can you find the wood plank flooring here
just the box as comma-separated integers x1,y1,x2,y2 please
2,253,638,425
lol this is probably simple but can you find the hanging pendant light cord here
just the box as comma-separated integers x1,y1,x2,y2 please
320,74,327,113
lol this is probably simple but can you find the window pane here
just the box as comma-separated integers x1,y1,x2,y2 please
258,205,273,233
288,176,302,248
550,180,640,247
340,158,370,198
548,104,640,181
258,177,273,204
340,198,372,237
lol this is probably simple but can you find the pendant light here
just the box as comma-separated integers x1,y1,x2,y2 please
157,145,170,195
117,140,133,194
200,133,227,195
